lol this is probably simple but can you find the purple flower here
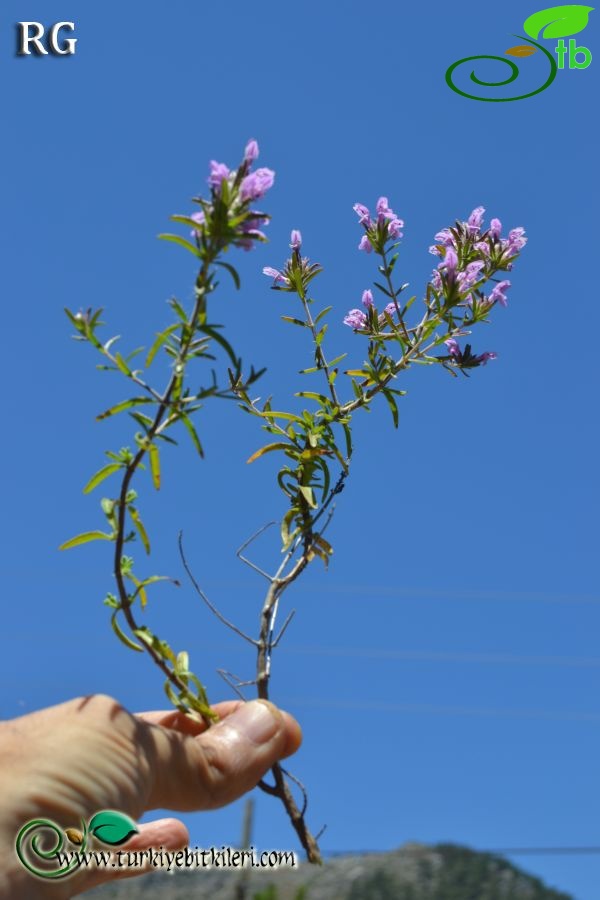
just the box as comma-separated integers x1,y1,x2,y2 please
506,227,527,253
343,308,368,329
290,229,302,250
434,228,455,247
431,271,443,291
438,246,458,276
241,167,275,201
477,351,497,364
429,244,442,257
474,241,490,256
375,197,404,239
489,279,511,307
241,215,268,233
263,266,290,286
353,203,371,227
380,302,397,321
445,338,461,358
387,216,404,239
244,139,259,163
376,196,392,219
457,260,485,292
362,289,374,308
467,206,485,235
208,160,230,191
489,218,502,240
358,234,373,253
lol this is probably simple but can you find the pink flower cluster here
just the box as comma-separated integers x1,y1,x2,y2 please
191,139,275,252
343,289,396,329
353,197,404,254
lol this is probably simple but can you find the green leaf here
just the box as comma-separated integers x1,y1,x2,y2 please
145,324,180,368
281,316,307,327
158,233,202,258
128,506,150,554
169,297,188,322
345,369,370,378
88,811,139,847
281,506,299,550
83,464,121,494
299,485,318,508
59,530,114,550
179,413,204,457
382,388,399,428
96,397,154,421
524,4,593,38
113,353,132,376
215,261,241,290
199,324,239,368
111,611,144,652
295,391,331,406
315,306,333,325
247,441,293,464
148,444,161,489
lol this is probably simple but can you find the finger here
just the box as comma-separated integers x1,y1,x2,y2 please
135,701,244,736
72,818,188,894
144,699,302,811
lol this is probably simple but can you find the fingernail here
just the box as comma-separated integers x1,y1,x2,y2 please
226,700,280,745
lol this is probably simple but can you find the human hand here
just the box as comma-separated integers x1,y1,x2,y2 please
0,693,302,898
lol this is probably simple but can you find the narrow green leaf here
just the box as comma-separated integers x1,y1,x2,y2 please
180,413,204,457
281,316,307,327
169,298,188,322
373,282,394,299
199,324,239,368
83,463,121,494
295,391,331,406
59,530,114,550
113,353,132,376
215,261,241,290
315,306,333,325
129,506,150,554
158,233,202,258
299,485,318,508
146,324,180,368
96,397,154,421
247,441,293,464
111,611,144,652
382,389,399,428
148,444,161,489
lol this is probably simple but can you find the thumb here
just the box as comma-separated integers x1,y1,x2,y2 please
145,700,302,811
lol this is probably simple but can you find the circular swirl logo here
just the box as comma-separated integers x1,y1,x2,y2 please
445,5,593,102
15,810,138,881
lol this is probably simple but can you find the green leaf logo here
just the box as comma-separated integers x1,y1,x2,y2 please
88,811,138,846
523,5,594,39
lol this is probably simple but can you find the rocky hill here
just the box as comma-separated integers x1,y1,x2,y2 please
87,842,573,899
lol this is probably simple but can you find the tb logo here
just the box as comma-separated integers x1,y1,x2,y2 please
16,22,77,56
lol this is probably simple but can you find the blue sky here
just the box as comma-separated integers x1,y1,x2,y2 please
1,1,599,896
